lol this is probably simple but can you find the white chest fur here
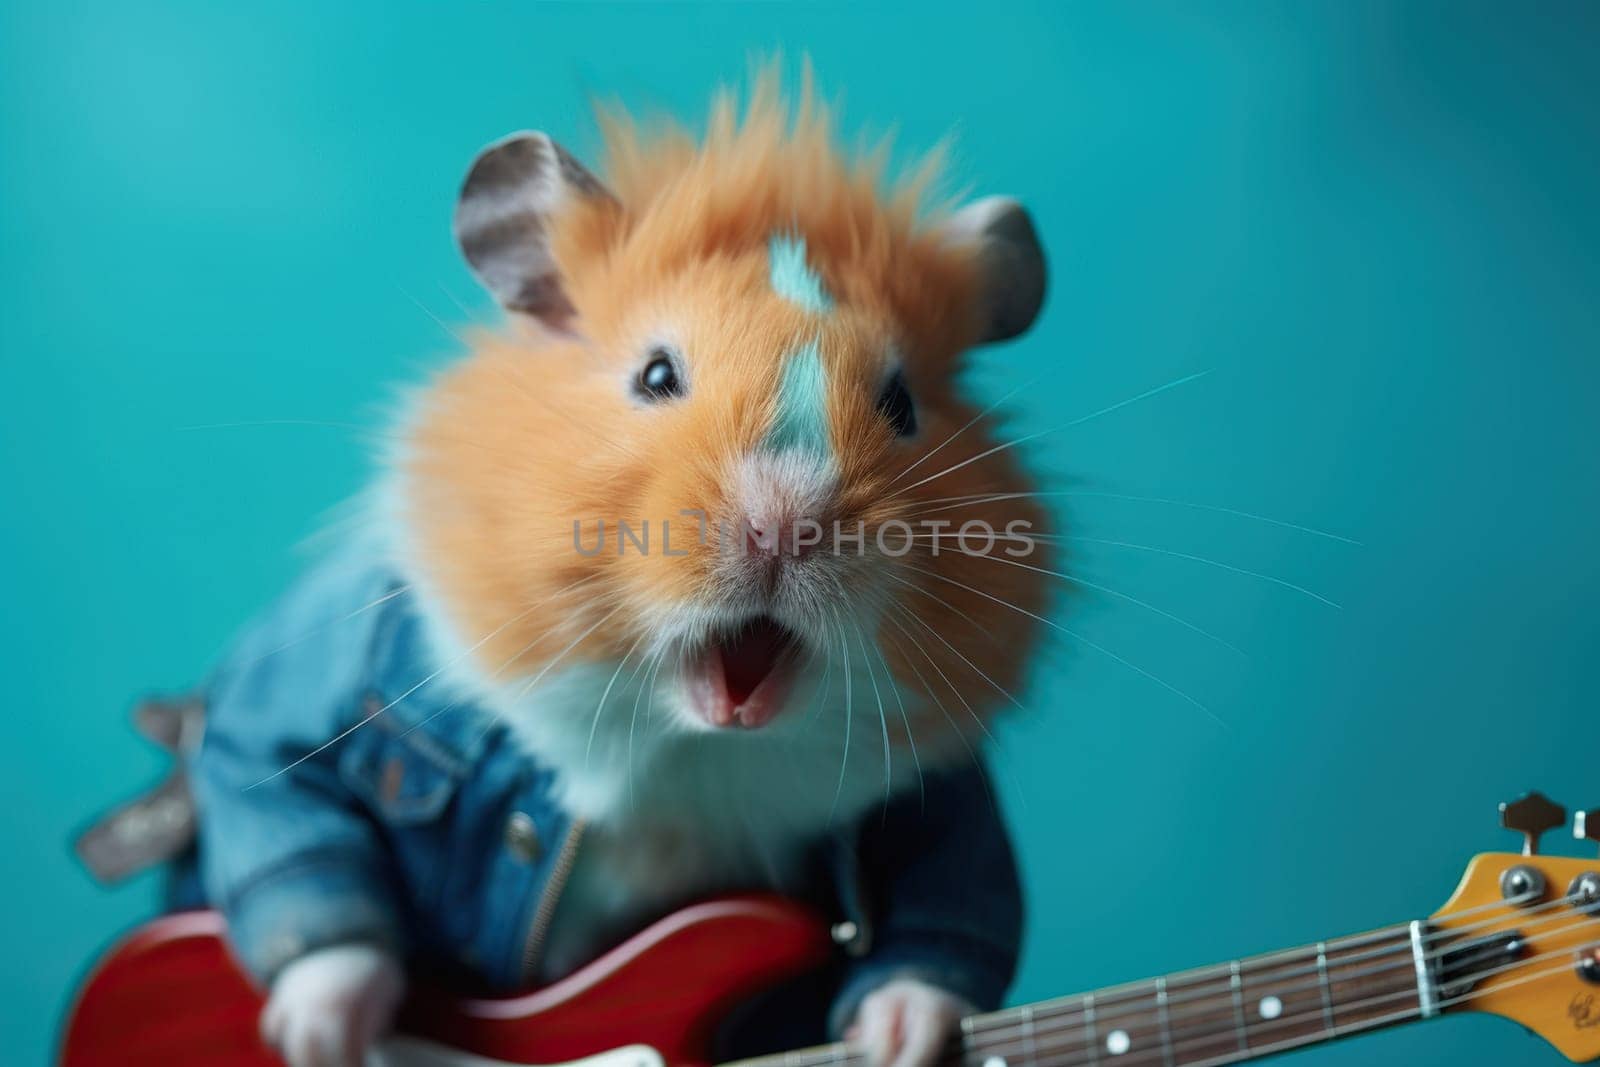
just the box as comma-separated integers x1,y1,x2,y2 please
397,550,971,982
482,652,962,981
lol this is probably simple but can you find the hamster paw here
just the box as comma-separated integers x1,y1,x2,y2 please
260,944,405,1067
848,978,973,1067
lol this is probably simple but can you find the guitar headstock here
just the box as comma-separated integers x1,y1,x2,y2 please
1430,793,1600,1062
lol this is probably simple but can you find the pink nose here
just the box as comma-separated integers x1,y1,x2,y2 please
741,516,822,559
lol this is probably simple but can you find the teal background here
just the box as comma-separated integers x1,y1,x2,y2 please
3,2,1597,1064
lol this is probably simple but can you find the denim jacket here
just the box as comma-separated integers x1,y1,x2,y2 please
187,549,1023,1037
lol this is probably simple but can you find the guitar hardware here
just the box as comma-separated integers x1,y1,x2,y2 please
1579,811,1600,855
1570,873,1600,917
1579,948,1600,987
1436,931,1527,1000
1504,865,1550,904
1502,792,1569,857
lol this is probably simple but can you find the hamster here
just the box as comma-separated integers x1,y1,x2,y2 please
208,69,1052,1067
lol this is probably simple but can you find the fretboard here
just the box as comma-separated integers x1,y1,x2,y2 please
738,921,1432,1067
956,922,1424,1067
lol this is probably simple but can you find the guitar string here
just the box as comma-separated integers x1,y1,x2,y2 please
975,891,1590,1049
966,895,1593,1062
965,906,1599,1064
791,899,1592,1067
965,897,1519,1038
959,887,1567,1039
743,934,1600,1067
910,905,1598,1067
737,919,1600,1067
966,934,1600,1067
993,945,1600,1067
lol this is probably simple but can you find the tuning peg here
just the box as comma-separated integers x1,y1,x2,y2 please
1500,791,1567,856
1577,809,1599,853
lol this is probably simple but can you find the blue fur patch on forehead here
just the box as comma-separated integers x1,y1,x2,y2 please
768,235,833,313
764,338,832,459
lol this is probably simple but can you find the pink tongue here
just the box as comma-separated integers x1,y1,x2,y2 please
719,619,790,706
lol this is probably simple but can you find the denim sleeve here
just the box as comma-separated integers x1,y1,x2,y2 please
829,759,1024,1036
190,559,405,986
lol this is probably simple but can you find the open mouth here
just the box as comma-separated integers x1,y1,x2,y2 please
684,615,802,729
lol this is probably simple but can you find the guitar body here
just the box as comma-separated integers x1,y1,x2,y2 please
60,896,833,1067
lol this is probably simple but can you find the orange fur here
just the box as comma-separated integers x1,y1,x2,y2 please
400,69,1053,751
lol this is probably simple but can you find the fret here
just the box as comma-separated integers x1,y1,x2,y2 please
1238,942,1335,1052
1228,961,1248,1055
1163,968,1248,1065
1315,942,1335,1033
964,984,1162,1064
967,1016,1009,1067
1083,992,1099,1067
1410,920,1440,1019
1323,926,1422,1029
1154,976,1174,1067
951,922,1423,1067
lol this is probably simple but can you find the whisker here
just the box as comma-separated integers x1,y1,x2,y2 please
245,595,549,790
787,640,830,752
828,609,854,823
237,584,411,670
178,417,384,434
627,646,658,734
399,285,475,349
398,586,609,743
881,604,999,746
891,542,1248,656
900,562,1228,729
889,375,1041,487
898,369,1211,495
868,630,924,810
586,631,648,765
401,287,643,467
892,528,1337,610
877,623,1010,819
434,280,478,320
460,576,617,749
176,414,555,469
513,603,625,702
900,489,1360,545
1053,534,1342,608
799,642,835,740
851,618,893,811
629,647,666,808
649,646,669,727
884,577,1027,716
876,627,998,819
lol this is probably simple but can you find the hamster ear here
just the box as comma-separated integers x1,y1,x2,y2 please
945,196,1047,344
453,131,615,331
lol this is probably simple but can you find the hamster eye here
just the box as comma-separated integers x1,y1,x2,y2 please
875,369,917,437
636,348,684,402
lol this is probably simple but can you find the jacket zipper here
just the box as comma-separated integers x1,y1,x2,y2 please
520,818,586,981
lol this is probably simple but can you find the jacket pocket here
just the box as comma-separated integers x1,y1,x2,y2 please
338,699,464,826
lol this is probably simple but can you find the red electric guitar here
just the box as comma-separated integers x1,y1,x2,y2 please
61,792,1600,1067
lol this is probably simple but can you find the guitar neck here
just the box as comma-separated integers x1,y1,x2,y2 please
955,920,1430,1067
743,919,1439,1067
